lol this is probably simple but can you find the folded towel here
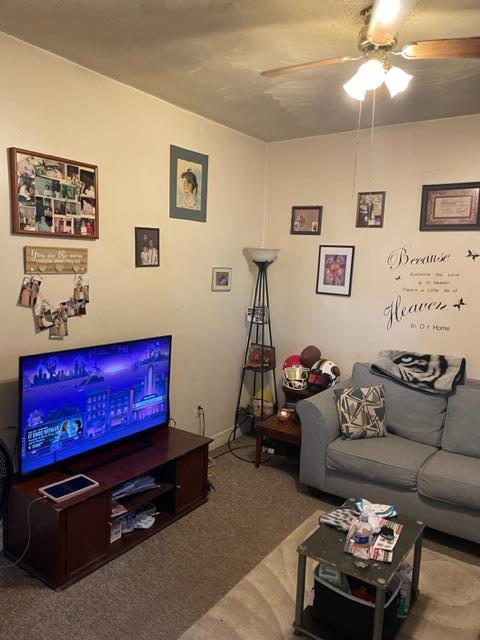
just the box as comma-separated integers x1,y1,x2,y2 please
371,350,465,395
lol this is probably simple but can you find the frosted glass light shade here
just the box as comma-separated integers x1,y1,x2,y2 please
385,65,413,97
343,73,366,101
356,59,385,90
246,248,279,262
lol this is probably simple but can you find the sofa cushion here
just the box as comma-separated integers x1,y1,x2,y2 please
326,434,437,491
442,386,480,458
418,450,480,511
334,385,386,440
351,363,447,447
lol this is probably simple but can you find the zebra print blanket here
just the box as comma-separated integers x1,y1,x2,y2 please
370,351,466,395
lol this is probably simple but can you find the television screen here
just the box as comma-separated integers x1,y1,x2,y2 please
19,336,172,476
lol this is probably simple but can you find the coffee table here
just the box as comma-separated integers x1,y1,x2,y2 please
293,503,424,640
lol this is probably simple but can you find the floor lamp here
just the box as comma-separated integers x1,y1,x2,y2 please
233,247,279,440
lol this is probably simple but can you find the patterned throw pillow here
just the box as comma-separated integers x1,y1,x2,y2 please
334,385,386,440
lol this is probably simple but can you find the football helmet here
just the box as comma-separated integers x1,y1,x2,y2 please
283,354,310,390
311,359,341,385
306,371,331,392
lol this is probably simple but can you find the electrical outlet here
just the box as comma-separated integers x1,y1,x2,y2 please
195,403,204,417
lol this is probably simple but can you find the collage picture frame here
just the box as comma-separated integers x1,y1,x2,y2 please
10,147,98,239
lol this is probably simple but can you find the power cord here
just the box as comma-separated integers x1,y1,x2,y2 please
212,411,271,465
0,495,47,568
196,406,216,470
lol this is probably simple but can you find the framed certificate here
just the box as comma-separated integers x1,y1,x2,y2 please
420,182,480,231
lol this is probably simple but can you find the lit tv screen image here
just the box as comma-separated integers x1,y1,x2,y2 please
19,336,172,476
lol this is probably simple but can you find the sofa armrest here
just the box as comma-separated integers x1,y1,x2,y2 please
296,378,351,490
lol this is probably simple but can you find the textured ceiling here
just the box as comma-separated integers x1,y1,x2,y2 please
0,0,479,141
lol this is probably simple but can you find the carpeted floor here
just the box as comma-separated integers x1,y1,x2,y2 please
178,510,480,640
0,434,478,640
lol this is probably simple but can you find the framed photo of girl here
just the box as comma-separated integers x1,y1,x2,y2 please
316,245,355,297
135,227,160,267
9,147,98,239
169,145,208,222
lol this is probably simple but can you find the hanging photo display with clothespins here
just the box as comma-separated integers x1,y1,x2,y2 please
34,300,54,332
50,308,68,340
18,275,42,308
18,271,91,340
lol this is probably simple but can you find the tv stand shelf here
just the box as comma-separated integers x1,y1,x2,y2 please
5,427,211,590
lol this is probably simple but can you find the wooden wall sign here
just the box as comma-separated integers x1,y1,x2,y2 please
25,246,88,274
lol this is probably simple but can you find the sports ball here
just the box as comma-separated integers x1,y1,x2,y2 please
300,345,321,368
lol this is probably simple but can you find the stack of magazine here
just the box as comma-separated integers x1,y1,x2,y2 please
344,517,404,563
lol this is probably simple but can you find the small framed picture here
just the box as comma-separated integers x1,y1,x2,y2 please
170,145,208,223
316,245,355,297
290,206,323,235
356,191,385,228
9,147,98,239
420,182,480,231
135,227,160,267
247,306,269,324
246,344,275,369
211,267,231,291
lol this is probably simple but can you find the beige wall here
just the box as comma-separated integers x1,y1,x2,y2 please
265,114,480,380
3,30,480,448
0,33,267,443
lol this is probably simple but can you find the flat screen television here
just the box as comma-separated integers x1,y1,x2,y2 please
18,335,172,477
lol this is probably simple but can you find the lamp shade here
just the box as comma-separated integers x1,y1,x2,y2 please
385,65,413,97
356,59,385,90
343,73,366,101
246,248,279,262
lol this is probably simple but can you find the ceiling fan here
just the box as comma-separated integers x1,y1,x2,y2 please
261,0,480,100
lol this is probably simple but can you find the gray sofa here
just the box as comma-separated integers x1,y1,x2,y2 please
296,362,480,543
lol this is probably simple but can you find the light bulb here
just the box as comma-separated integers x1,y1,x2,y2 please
372,0,401,24
343,73,366,101
385,65,413,97
356,59,386,90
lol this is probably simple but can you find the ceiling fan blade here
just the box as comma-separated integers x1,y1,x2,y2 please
261,56,360,78
402,37,480,60
367,0,417,46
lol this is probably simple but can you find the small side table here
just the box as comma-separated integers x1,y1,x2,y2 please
293,502,424,640
255,414,301,468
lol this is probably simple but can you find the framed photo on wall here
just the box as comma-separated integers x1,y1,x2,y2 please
316,245,355,297
290,205,323,235
170,145,208,222
135,227,160,267
211,267,232,291
10,148,98,239
356,191,385,228
420,182,480,231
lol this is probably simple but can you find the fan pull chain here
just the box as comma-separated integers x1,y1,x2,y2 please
369,89,376,197
351,98,363,198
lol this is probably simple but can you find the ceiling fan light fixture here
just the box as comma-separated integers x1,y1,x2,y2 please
343,73,366,101
385,65,413,97
356,59,386,90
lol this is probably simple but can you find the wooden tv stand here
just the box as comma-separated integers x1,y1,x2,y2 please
5,427,211,589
